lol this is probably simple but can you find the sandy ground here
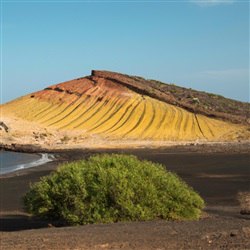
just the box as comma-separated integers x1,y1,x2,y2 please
1,215,249,250
0,146,249,249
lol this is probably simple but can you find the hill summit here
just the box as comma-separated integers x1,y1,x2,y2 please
1,70,249,149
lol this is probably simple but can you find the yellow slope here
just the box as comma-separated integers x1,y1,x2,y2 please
2,87,249,142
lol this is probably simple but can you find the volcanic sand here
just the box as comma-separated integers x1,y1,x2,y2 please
0,147,249,249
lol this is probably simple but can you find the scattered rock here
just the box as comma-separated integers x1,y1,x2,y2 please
0,122,8,132
237,191,250,215
230,232,237,237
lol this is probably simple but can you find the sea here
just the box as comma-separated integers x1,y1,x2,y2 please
0,151,54,175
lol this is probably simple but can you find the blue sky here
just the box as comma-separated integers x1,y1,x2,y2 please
1,0,249,103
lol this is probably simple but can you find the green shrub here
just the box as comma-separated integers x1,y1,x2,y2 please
22,154,204,225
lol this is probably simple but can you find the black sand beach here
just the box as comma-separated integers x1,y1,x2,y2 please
0,145,249,249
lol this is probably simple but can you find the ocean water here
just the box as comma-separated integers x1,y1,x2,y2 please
0,151,54,175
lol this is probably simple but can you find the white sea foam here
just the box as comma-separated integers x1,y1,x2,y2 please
0,153,54,174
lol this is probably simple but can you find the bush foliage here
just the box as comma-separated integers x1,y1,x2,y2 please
23,154,204,225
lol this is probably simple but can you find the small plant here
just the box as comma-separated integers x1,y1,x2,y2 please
40,133,47,139
61,135,70,142
149,79,166,85
192,97,200,107
221,102,228,107
201,104,208,110
195,102,208,110
209,93,224,99
22,154,204,226
170,89,178,94
228,103,236,109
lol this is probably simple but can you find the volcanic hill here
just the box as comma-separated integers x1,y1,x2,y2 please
1,70,249,149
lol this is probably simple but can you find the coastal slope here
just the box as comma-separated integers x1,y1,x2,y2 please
1,70,249,148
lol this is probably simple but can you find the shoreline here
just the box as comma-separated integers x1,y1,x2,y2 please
0,152,54,175
1,140,249,154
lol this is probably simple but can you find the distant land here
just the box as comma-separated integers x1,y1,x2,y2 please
0,70,249,150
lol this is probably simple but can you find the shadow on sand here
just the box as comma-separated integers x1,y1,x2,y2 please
0,214,64,232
